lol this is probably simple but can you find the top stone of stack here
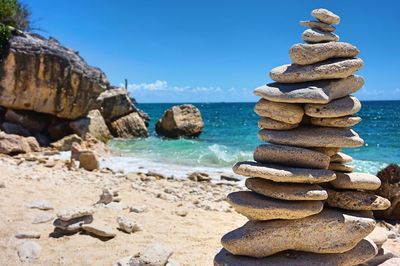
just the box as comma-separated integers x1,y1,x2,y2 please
312,8,340,25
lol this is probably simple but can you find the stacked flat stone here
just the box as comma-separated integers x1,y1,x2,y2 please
53,207,94,233
215,8,391,266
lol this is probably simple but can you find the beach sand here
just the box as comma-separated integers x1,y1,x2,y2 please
0,154,245,265
0,153,399,265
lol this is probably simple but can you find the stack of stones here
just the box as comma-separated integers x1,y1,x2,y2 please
53,207,94,234
214,8,391,266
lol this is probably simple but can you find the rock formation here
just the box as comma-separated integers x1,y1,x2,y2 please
215,8,390,265
0,31,149,155
155,104,204,138
374,164,400,221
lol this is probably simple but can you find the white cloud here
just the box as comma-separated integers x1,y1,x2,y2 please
125,80,223,94
123,80,257,103
126,80,168,91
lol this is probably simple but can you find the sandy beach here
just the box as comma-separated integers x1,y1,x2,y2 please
1,152,400,265
0,153,247,265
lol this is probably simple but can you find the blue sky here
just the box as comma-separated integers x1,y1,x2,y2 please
27,0,399,103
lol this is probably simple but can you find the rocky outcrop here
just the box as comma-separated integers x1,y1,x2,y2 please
374,164,400,221
0,32,108,119
0,31,150,155
0,132,40,155
108,112,148,138
69,110,111,143
97,87,133,122
156,104,203,138
49,134,82,151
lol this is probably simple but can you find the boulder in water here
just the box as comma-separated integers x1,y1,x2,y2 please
155,104,203,138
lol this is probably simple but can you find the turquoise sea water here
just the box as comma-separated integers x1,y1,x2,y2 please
109,101,400,175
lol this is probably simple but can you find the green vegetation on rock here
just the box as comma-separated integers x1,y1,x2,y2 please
0,0,31,54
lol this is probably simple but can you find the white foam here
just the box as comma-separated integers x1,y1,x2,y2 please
56,151,243,182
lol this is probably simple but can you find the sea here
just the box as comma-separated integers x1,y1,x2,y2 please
105,101,400,179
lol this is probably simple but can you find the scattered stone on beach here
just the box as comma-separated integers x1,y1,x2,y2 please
258,127,364,148
50,134,82,151
253,144,330,169
257,117,298,130
221,208,375,258
114,244,174,266
133,243,173,266
290,42,359,65
310,116,362,127
187,172,211,182
155,104,204,138
227,191,323,220
311,8,340,24
270,58,364,83
25,200,54,210
117,216,141,233
0,132,40,155
97,188,113,205
300,20,336,32
330,172,381,190
82,221,116,238
0,181,5,188
254,75,364,104
305,95,361,118
53,215,93,232
302,28,339,43
220,175,241,182
215,238,377,266
146,171,167,180
329,162,354,172
175,210,189,217
32,213,54,224
69,109,112,143
57,206,94,221
245,177,328,201
129,205,148,213
330,152,353,163
79,150,100,171
254,99,304,124
17,241,41,262
368,226,388,249
233,161,336,183
96,188,120,205
326,189,391,211
15,231,41,239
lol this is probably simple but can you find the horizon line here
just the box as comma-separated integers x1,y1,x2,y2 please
136,99,400,104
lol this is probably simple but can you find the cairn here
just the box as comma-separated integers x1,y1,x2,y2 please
214,8,391,265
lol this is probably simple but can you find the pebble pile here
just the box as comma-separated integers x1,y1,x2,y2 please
215,8,391,265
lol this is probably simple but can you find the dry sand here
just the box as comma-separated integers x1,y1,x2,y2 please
0,154,244,265
0,153,399,265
